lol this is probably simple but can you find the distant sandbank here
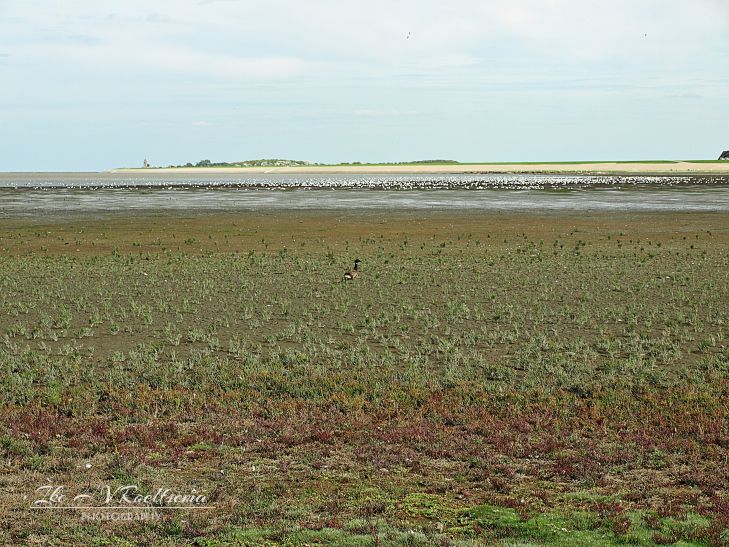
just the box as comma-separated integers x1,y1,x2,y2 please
110,161,729,175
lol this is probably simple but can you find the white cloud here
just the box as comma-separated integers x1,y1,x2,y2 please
60,40,308,80
2,0,726,82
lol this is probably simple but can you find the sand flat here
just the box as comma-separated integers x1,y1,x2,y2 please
111,161,729,175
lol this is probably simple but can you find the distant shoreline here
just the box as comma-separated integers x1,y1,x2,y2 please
110,161,729,175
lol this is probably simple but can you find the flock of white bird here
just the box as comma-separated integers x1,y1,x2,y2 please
10,174,712,191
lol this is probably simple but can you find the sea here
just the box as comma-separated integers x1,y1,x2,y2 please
1,172,728,218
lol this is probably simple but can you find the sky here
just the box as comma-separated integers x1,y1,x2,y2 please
0,0,728,171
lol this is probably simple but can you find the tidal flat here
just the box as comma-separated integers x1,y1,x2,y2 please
0,211,727,545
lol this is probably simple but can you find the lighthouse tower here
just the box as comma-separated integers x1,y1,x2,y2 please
143,158,150,168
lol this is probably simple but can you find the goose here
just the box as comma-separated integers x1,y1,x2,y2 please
343,259,361,281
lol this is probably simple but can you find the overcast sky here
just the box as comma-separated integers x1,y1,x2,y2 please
1,0,728,170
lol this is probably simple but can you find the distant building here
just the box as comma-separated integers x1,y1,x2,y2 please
720,151,729,160
143,158,150,168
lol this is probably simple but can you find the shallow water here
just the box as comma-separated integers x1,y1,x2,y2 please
1,172,728,217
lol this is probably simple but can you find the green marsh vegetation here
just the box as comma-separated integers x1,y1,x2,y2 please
0,212,727,545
